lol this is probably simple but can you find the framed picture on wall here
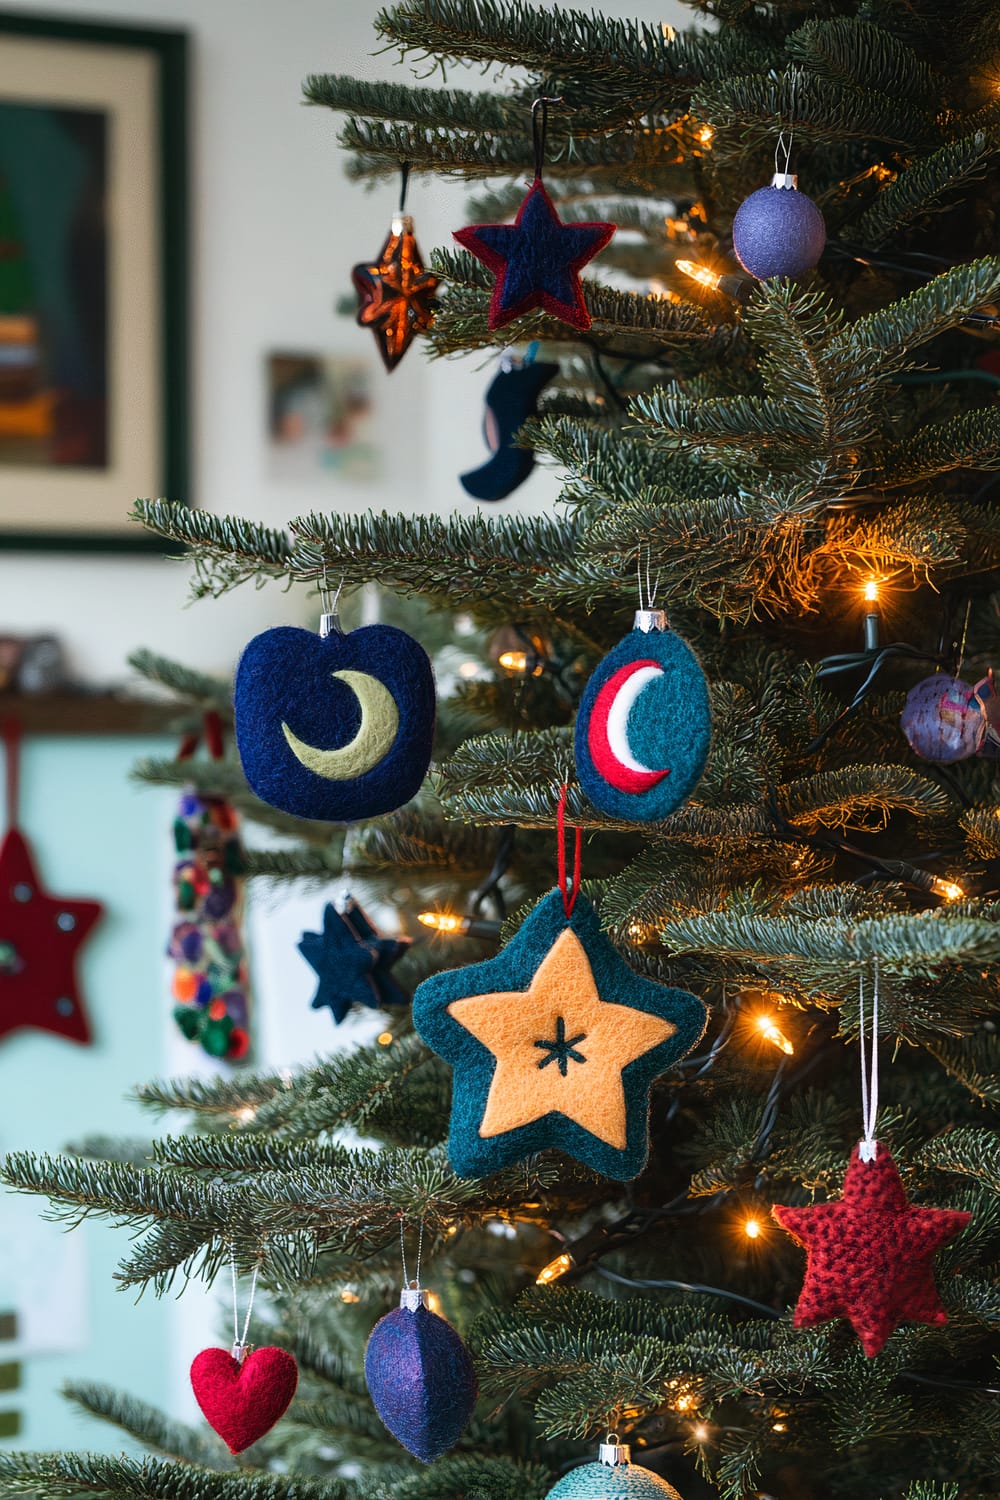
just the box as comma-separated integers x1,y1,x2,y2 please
0,12,188,550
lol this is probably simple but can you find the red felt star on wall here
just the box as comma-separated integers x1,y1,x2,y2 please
772,1144,970,1356
0,827,103,1045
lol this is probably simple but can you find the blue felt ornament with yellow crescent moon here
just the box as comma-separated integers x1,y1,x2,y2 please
234,617,435,823
574,609,711,822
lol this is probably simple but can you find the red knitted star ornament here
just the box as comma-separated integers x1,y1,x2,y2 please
772,1144,970,1357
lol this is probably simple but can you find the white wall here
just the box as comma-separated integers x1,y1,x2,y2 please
0,0,689,684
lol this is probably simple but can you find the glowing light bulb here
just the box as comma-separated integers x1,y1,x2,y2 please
418,911,468,933
340,1288,360,1304
772,1421,787,1433
498,650,528,673
743,1217,762,1240
458,660,480,679
676,259,721,291
695,123,714,147
426,1291,443,1315
674,1391,695,1412
693,1422,710,1443
661,22,676,40
755,1014,794,1055
535,1252,573,1285
235,1106,257,1123
863,578,880,604
376,1031,394,1046
931,876,965,902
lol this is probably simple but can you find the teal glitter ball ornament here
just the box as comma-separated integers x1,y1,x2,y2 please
546,1441,684,1499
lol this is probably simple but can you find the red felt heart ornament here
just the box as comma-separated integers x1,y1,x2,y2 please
190,1346,298,1453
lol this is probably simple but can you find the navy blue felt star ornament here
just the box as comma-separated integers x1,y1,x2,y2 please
413,889,706,1180
454,179,614,332
298,900,410,1025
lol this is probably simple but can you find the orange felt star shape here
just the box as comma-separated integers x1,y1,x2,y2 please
448,926,677,1150
351,216,438,371
772,1144,970,1357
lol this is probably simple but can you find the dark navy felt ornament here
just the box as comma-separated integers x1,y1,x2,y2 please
413,885,707,1182
365,1285,478,1462
732,171,826,281
461,350,559,501
298,899,411,1025
234,610,435,823
454,178,614,332
574,608,711,823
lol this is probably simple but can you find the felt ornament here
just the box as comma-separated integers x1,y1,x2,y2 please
352,170,438,371
972,669,1000,759
772,965,970,1356
191,1346,298,1454
413,814,707,1181
365,1285,478,1462
0,719,102,1046
460,350,559,501
772,1144,970,1357
169,715,251,1061
900,674,985,763
732,172,826,280
191,1256,298,1454
234,610,435,824
454,179,614,332
574,608,711,823
298,898,410,1025
545,1438,685,1499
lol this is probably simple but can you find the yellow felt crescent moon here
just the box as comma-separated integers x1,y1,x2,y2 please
281,670,399,781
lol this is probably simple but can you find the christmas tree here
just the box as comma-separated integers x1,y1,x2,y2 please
4,2,1000,1497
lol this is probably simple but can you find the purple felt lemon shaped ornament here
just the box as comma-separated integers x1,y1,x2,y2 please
365,1286,478,1462
234,609,435,823
574,607,711,822
900,674,985,763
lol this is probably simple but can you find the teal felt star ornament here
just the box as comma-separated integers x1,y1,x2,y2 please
298,900,410,1025
412,889,707,1181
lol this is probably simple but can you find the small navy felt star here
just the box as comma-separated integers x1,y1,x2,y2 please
297,900,410,1025
454,179,615,332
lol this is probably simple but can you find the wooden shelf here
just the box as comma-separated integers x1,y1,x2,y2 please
0,693,180,736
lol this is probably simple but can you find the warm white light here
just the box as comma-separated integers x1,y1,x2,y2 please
772,1421,787,1433
536,1252,573,1285
676,259,721,291
418,911,467,933
458,660,480,678
693,1423,710,1443
498,650,528,672
376,1031,394,1046
695,123,714,147
931,877,965,902
661,21,676,40
863,578,880,604
744,1217,762,1240
340,1288,360,1304
755,1014,794,1055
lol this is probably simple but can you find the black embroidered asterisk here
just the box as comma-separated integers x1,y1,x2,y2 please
534,1016,587,1076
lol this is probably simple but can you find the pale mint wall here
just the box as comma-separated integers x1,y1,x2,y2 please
0,734,172,1450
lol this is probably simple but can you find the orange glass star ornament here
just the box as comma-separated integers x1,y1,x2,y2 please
352,214,439,371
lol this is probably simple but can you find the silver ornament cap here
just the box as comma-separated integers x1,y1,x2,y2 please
771,171,798,191
599,1436,631,1467
633,607,668,634
400,1283,429,1311
319,611,343,639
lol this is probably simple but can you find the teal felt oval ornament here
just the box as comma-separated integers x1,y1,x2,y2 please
413,889,706,1182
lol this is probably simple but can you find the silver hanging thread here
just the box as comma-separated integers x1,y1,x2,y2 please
635,544,666,633
859,955,880,1163
773,72,797,187
399,1221,428,1311
230,1250,261,1364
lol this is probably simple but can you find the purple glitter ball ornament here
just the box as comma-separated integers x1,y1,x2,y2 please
900,674,986,763
364,1287,477,1463
732,173,826,280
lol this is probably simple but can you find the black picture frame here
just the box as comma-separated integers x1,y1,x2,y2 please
0,10,188,551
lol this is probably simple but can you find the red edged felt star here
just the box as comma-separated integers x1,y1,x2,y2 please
453,178,615,332
0,827,103,1045
352,215,439,371
772,1143,970,1357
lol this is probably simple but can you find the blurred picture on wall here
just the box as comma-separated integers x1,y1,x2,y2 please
267,351,378,484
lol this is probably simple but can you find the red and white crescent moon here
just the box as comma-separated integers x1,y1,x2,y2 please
586,659,670,794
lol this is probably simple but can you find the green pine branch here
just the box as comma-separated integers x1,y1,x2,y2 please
0,1453,352,1500
127,649,233,717
839,256,1000,364
785,19,940,107
61,1384,233,1468
849,133,999,248
874,408,1000,487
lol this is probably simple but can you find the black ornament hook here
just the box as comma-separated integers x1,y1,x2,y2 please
531,96,562,181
